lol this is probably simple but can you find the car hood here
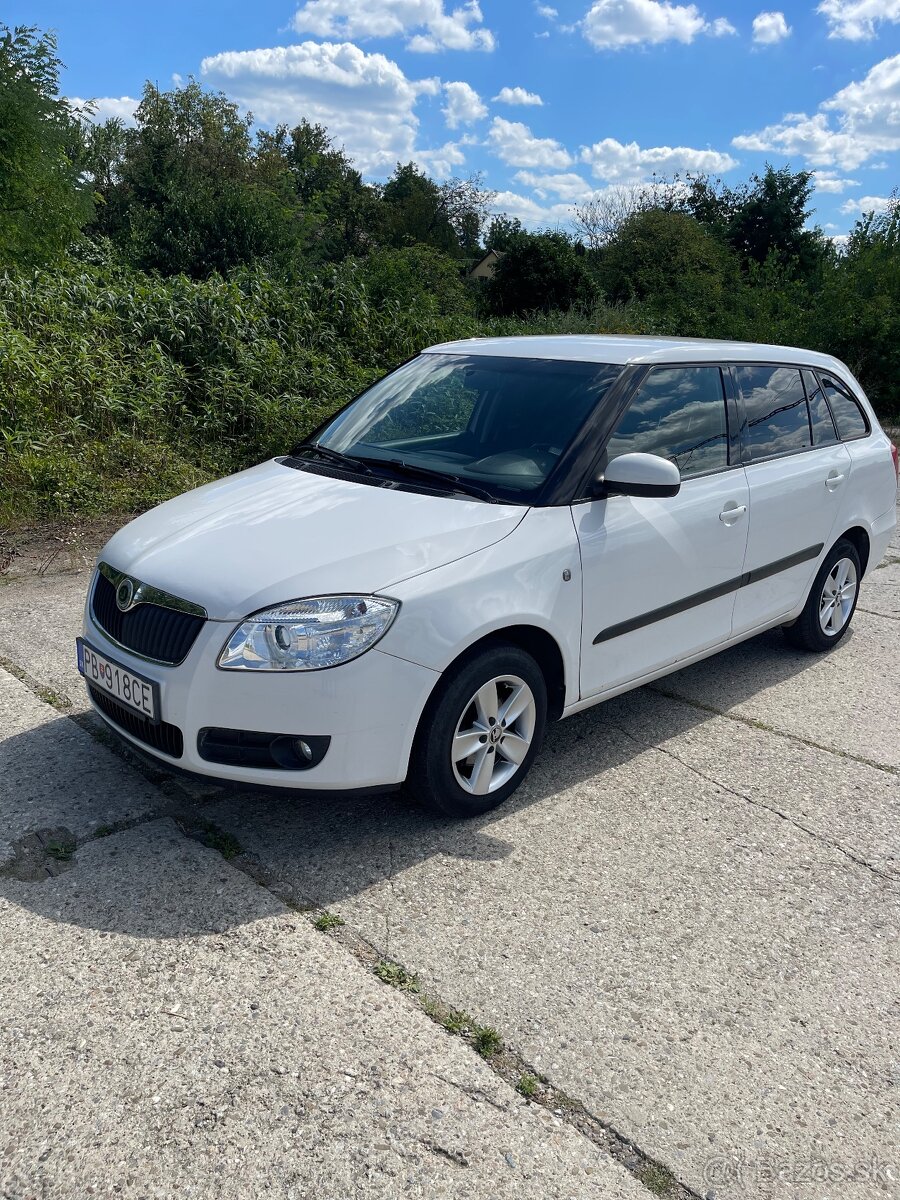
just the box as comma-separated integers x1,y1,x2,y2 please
99,459,527,620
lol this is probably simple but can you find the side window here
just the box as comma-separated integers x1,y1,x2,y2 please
802,369,839,446
736,365,810,460
605,366,729,479
819,373,869,440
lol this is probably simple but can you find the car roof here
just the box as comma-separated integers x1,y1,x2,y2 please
423,334,847,372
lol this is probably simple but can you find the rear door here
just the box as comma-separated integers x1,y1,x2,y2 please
575,364,750,698
731,364,852,635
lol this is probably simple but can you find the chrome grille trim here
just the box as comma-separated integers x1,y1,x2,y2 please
97,561,207,619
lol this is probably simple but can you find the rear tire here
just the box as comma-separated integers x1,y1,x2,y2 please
783,538,861,652
407,644,547,818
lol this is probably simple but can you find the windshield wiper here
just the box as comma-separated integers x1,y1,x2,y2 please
290,442,373,476
375,459,498,503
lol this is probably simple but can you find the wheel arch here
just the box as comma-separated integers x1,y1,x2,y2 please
835,525,870,575
416,624,568,734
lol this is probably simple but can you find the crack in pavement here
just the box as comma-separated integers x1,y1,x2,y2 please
649,683,899,780
607,718,897,885
857,606,900,621
0,656,702,1199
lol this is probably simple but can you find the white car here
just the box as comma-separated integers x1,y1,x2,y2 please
79,336,899,817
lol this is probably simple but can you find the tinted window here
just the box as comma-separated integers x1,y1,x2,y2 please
605,366,729,479
736,366,810,460
802,369,839,446
318,353,621,502
820,374,869,440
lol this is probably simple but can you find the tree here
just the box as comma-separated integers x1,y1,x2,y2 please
381,162,458,253
119,80,295,276
484,214,525,252
256,120,381,260
572,185,656,250
807,197,900,414
82,117,129,241
438,173,496,257
726,166,825,277
0,24,93,267
484,230,599,315
599,209,739,334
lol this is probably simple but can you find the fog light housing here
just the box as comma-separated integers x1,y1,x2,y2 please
198,728,330,771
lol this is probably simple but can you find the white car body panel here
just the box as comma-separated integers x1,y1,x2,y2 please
100,459,526,620
81,336,898,792
575,470,751,697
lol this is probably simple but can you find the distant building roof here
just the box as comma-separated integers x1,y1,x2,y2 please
468,248,505,280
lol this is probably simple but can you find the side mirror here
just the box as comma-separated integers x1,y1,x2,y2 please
595,452,681,498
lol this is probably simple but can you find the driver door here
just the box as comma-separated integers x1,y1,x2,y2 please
574,365,750,698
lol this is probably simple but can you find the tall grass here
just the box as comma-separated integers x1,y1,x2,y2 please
0,252,645,521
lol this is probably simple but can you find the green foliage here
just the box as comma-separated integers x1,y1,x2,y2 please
599,209,740,335
485,230,599,316
805,202,900,418
0,254,480,521
0,25,94,267
726,165,825,278
1,26,898,523
116,81,298,276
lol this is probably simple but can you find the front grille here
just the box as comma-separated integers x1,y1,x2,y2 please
92,571,205,665
89,686,184,759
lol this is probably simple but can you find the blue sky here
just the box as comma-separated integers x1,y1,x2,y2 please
11,0,900,235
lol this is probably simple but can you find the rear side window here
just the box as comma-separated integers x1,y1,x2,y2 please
605,366,729,479
802,369,839,446
819,373,869,440
735,365,811,461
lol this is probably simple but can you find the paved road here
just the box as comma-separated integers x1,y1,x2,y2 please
0,517,897,1200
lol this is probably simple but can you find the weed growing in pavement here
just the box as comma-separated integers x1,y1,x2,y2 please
374,960,420,992
314,911,345,932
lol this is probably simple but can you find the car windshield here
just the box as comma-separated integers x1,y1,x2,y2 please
313,353,621,503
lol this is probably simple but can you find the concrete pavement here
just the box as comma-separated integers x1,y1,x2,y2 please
0,520,898,1199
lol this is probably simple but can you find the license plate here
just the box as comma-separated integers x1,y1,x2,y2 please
77,638,160,723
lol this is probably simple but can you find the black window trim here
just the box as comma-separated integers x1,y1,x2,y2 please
800,367,839,448
571,360,742,503
730,361,814,466
730,360,872,467
813,367,872,443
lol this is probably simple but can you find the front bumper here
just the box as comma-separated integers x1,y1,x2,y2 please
82,610,440,790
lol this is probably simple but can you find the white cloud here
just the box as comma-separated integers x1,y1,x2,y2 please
514,170,596,200
201,41,440,175
733,53,900,170
536,3,559,16
839,193,895,213
817,0,900,40
582,0,734,48
580,136,738,181
290,0,496,51
415,139,469,176
752,10,791,41
486,117,573,167
442,80,487,127
70,96,139,125
493,85,544,106
491,189,575,227
813,170,860,192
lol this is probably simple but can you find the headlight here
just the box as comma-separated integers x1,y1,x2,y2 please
218,595,399,671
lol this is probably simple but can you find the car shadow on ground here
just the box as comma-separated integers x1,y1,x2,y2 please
0,622,839,939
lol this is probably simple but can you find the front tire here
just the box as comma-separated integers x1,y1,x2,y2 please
783,538,861,652
407,644,547,818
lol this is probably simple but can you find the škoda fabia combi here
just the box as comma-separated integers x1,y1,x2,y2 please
79,336,899,816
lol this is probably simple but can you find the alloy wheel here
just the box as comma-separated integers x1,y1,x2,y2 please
818,556,858,636
450,674,537,796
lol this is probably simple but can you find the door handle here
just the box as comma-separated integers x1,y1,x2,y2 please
825,472,845,491
719,504,747,525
